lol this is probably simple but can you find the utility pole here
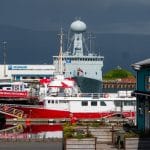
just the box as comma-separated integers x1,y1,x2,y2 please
2,41,7,77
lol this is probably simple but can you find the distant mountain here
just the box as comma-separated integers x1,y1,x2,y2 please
0,25,150,74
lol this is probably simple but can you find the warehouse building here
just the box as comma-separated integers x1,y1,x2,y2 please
0,64,55,81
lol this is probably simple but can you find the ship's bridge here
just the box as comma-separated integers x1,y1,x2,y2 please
53,54,104,81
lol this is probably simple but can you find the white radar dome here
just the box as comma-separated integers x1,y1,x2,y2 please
70,20,87,32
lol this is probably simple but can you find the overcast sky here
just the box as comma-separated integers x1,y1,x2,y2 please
1,0,150,34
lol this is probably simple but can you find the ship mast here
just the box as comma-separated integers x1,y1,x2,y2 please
88,32,95,54
58,28,64,74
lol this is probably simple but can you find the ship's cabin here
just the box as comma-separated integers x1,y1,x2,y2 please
0,82,29,91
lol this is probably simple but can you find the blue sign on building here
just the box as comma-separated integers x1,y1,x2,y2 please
8,65,27,70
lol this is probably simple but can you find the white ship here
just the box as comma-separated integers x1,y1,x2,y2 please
53,19,104,93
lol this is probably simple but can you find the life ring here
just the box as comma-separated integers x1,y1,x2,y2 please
104,93,109,98
77,93,80,97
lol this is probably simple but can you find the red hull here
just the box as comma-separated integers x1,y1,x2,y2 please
13,106,70,119
4,105,135,120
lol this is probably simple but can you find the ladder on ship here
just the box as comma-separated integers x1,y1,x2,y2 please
0,104,24,118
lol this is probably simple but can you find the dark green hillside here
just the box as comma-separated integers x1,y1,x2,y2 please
103,66,134,80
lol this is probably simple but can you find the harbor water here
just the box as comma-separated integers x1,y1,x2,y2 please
0,122,63,150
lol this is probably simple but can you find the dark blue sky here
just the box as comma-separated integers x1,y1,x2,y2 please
1,0,150,34
0,0,150,73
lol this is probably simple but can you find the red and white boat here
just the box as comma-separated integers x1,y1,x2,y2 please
0,82,28,98
0,81,29,98
0,74,136,121
0,81,39,104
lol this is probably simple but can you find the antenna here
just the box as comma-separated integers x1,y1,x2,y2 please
66,29,71,52
88,32,95,53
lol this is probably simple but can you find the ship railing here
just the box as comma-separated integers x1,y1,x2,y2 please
28,89,39,97
76,93,107,98
76,92,135,98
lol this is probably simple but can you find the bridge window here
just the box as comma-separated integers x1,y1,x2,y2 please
100,101,106,106
82,101,88,106
114,101,121,107
124,101,135,106
59,100,67,103
91,101,97,106
0,84,11,89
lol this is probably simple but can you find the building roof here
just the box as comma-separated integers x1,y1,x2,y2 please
131,58,150,70
133,90,150,97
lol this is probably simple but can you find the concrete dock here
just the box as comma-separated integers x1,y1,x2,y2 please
0,140,63,150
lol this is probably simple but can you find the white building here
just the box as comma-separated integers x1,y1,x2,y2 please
0,64,55,81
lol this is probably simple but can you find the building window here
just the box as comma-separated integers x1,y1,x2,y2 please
91,101,97,106
82,101,88,106
145,76,150,91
